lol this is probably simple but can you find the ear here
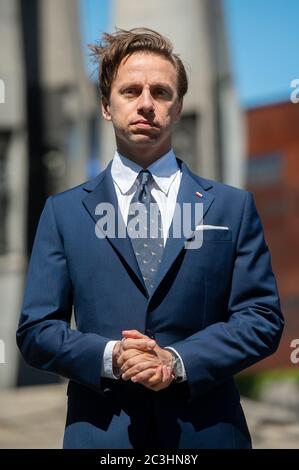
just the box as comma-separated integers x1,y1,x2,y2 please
174,99,183,123
101,99,112,121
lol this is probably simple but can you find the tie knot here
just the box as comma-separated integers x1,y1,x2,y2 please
138,170,152,188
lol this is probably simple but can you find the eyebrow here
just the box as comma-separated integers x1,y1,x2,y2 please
119,82,173,91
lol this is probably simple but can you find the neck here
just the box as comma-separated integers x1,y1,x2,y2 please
116,141,172,168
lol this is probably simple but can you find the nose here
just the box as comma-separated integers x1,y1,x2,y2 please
137,89,154,114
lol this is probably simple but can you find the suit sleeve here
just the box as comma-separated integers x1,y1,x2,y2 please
16,196,111,394
170,191,284,400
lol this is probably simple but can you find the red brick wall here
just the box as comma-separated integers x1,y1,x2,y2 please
245,101,299,371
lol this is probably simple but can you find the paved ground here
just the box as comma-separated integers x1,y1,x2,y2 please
0,384,298,449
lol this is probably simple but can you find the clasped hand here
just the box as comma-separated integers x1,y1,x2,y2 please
113,330,175,391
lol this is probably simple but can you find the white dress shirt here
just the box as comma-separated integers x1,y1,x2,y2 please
101,149,187,381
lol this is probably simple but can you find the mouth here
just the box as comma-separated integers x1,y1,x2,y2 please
131,120,158,128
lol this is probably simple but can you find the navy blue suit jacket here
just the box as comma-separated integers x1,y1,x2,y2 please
16,159,284,448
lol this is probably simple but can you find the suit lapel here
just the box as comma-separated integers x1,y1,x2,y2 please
82,161,147,295
148,160,215,300
82,158,215,300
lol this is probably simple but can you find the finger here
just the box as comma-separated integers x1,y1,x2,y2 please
120,354,158,374
130,364,172,386
162,365,172,383
117,348,156,369
122,360,159,381
135,364,172,387
149,366,173,388
149,365,171,386
116,349,146,368
121,338,156,351
130,367,158,383
149,372,175,391
147,365,164,385
122,330,147,339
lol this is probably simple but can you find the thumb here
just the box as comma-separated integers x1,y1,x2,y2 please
122,329,147,339
122,330,156,349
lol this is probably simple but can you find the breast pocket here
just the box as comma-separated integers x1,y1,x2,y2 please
200,228,232,242
187,228,233,245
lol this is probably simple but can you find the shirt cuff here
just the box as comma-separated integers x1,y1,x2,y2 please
164,346,187,381
101,340,121,379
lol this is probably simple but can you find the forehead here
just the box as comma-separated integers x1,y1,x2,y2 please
113,52,177,86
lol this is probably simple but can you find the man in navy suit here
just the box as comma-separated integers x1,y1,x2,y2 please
17,28,284,449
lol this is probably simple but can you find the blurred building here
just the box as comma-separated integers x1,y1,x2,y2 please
0,0,98,388
0,0,26,389
0,0,246,388
246,100,299,369
102,0,246,186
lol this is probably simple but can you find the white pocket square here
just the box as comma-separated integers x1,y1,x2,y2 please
195,225,229,231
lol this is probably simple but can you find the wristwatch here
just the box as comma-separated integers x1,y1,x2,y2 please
170,351,184,383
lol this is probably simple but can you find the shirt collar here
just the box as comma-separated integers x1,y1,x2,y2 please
111,149,180,196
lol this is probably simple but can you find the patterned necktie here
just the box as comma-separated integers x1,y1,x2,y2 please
127,170,164,293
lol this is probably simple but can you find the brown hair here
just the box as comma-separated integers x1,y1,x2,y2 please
88,27,188,105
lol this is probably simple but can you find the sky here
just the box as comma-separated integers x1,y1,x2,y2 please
79,0,110,82
79,0,299,109
223,0,299,108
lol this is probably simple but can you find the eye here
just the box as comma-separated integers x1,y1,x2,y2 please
123,88,139,97
154,88,169,99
